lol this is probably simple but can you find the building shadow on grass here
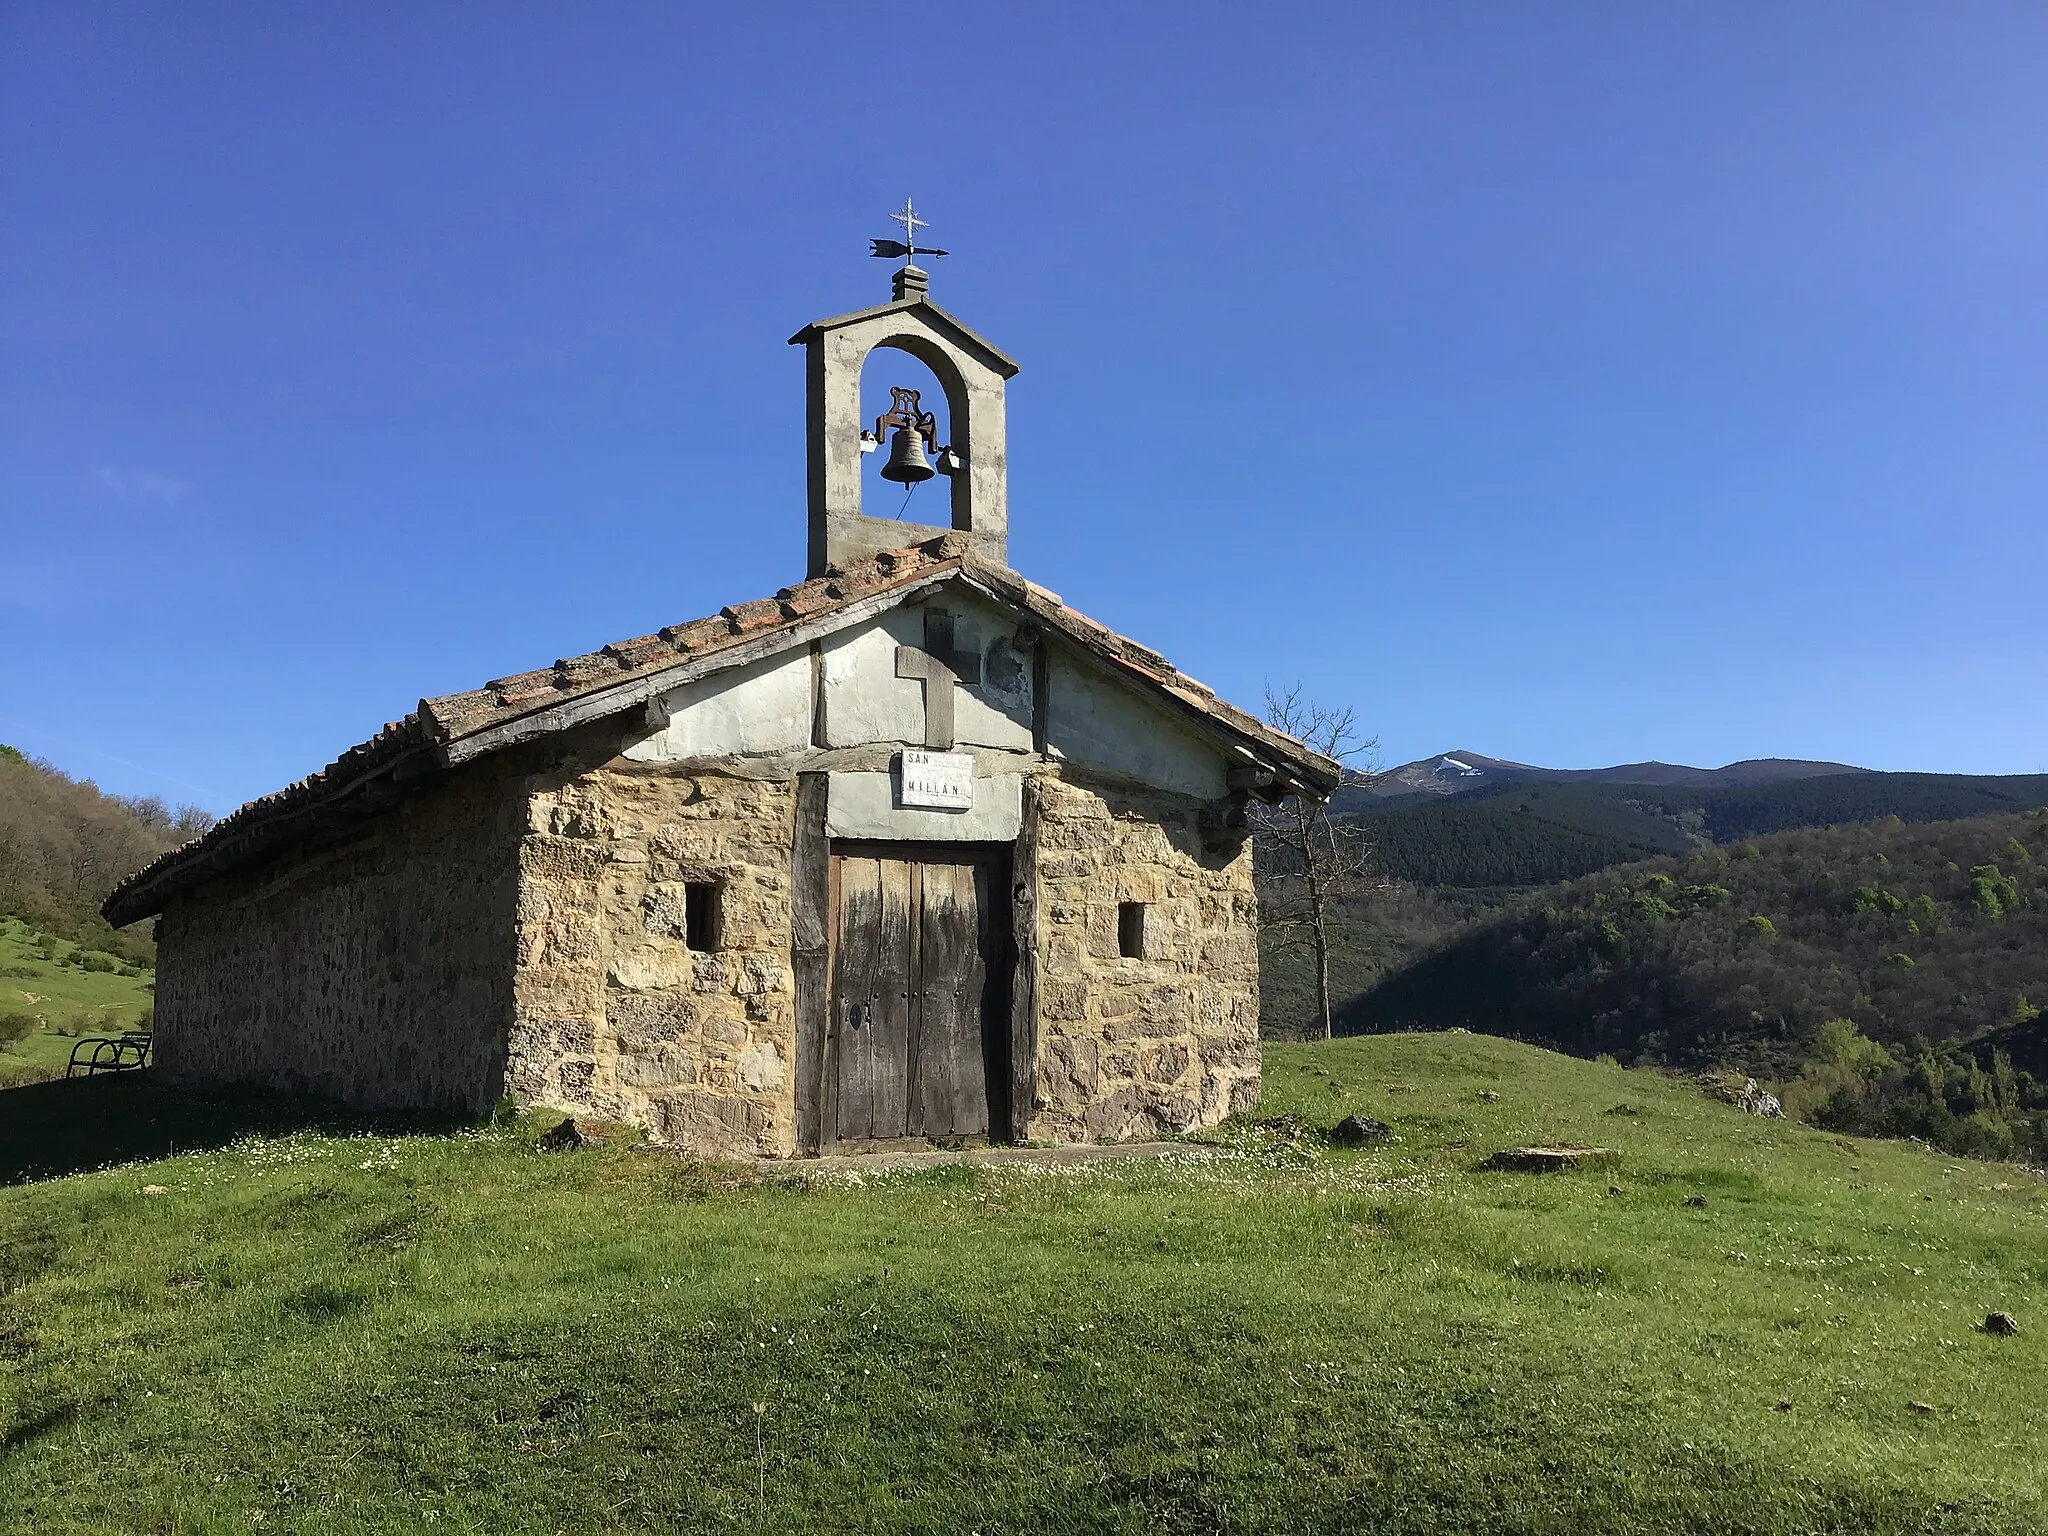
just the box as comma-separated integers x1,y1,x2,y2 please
0,1073,476,1186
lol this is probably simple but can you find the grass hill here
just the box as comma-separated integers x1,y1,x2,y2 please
2,1032,2045,1532
0,745,205,963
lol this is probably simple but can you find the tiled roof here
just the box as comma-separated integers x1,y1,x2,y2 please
103,535,1340,926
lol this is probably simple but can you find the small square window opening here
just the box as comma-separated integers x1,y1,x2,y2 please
1117,901,1147,960
684,881,723,953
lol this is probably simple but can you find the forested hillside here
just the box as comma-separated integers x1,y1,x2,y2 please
1649,771,2048,842
1353,782,1690,888
0,746,207,960
1341,770,2048,891
1342,810,2048,1158
1348,809,2047,1063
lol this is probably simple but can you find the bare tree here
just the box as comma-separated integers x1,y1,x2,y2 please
1250,686,1377,1041
173,804,218,835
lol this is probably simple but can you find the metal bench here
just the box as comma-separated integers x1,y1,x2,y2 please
65,1032,153,1078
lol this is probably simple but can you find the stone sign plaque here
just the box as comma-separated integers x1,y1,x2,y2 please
898,750,975,811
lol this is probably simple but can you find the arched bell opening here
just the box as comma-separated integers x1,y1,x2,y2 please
855,335,972,533
792,285,1013,577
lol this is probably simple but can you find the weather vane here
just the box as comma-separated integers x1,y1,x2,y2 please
869,196,950,264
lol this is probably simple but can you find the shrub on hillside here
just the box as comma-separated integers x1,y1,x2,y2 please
0,1012,39,1049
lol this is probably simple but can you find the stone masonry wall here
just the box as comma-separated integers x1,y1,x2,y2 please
153,741,1258,1152
508,763,799,1158
152,765,524,1110
1028,771,1261,1141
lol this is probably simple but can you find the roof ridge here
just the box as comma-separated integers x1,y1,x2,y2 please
103,533,1341,927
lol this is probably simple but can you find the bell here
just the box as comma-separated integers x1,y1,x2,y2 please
879,426,935,484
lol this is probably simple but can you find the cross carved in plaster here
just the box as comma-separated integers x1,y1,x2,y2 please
894,609,982,750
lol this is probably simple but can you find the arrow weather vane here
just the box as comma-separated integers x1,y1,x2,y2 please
870,196,950,263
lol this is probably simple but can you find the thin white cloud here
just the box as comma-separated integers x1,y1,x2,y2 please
92,466,191,505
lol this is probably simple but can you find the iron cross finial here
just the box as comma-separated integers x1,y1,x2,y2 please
891,196,927,247
870,196,950,264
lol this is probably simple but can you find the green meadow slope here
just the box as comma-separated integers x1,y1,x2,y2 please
0,916,157,1087
4,1034,2045,1534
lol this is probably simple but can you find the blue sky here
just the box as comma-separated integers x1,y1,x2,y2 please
3,3,2044,813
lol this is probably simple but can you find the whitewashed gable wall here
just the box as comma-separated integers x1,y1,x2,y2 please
619,589,1233,803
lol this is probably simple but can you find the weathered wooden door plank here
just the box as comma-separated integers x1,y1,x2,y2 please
869,856,915,1140
912,857,989,1138
829,854,882,1141
792,773,830,1155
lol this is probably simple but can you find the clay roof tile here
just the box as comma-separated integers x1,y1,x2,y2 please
487,669,558,705
553,652,622,687
1119,640,1172,675
660,616,729,652
603,634,671,668
721,597,783,633
775,578,840,619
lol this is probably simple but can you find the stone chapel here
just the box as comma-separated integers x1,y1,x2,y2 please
105,254,1342,1158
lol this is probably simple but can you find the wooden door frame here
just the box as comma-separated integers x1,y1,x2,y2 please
819,839,1013,1151
792,770,1036,1154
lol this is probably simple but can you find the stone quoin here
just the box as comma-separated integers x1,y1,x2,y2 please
104,244,1343,1158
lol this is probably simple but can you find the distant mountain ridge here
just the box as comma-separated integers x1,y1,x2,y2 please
1366,751,1866,801
1323,752,2048,894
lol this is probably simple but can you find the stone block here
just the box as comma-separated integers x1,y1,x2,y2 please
609,948,690,992
524,836,609,882
689,954,731,993
1096,982,1144,1020
618,1044,693,1088
736,954,783,996
1140,986,1190,1026
547,803,614,840
642,884,688,937
552,1018,596,1054
1040,1033,1099,1101
541,912,601,965
557,1058,595,1102
1040,981,1088,1023
738,1040,784,1092
1142,1041,1191,1084
606,990,696,1046
702,1015,747,1046
650,1092,772,1157
1041,818,1112,852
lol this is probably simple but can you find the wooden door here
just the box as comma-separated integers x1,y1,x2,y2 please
827,845,1008,1146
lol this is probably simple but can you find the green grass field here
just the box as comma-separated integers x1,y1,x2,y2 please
2,1033,2044,1534
0,916,155,1087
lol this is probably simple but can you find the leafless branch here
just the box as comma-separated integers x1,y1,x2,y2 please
1249,684,1380,1040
